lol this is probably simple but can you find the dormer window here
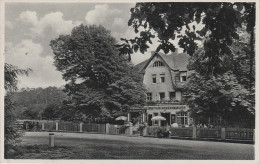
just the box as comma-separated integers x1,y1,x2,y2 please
180,72,187,82
153,61,164,67
181,76,187,82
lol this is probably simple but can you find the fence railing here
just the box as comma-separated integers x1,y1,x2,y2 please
143,126,254,141
226,128,254,140
197,128,221,139
18,120,255,142
82,123,106,133
170,127,193,138
145,126,168,137
106,124,125,135
44,121,56,131
58,122,80,132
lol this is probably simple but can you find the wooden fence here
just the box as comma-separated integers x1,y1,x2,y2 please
41,122,126,135
44,121,56,131
18,120,255,142
58,122,80,132
170,127,193,138
197,128,221,139
225,128,254,140
82,123,106,133
143,126,254,141
145,126,168,137
106,124,124,135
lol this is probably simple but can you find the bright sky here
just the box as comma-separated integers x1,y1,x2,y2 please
4,2,182,89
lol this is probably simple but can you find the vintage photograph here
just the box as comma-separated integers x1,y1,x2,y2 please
1,0,258,162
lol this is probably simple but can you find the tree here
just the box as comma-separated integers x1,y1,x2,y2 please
121,2,255,127
4,63,31,158
21,107,41,120
42,104,61,120
120,3,255,77
50,24,146,119
183,71,254,128
10,86,68,120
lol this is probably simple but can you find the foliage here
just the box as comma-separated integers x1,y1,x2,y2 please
184,24,255,127
184,71,254,128
10,86,68,119
21,107,41,120
50,24,146,118
42,104,62,120
4,63,31,158
120,2,255,81
5,63,31,92
121,2,255,127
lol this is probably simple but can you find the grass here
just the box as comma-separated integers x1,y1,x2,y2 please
6,132,254,159
10,139,194,159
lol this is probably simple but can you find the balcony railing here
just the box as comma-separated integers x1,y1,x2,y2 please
146,99,183,105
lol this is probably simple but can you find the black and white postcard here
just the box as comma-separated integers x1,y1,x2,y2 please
0,0,259,163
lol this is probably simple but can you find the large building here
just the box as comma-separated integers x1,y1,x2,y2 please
128,50,194,127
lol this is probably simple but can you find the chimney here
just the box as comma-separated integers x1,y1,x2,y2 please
151,51,156,57
174,48,178,55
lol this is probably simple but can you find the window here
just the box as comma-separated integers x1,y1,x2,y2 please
153,61,164,67
176,112,188,125
147,93,152,101
180,72,187,82
171,114,176,124
160,77,165,83
181,76,187,82
160,73,165,83
152,74,156,83
159,92,165,101
169,92,176,100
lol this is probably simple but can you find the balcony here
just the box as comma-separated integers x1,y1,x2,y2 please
146,99,183,105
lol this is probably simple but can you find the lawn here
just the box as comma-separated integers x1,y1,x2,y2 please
10,139,190,159
5,132,254,159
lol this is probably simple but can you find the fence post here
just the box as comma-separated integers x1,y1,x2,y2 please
79,122,83,132
56,122,58,131
42,123,44,130
192,126,197,140
221,128,226,140
142,127,147,136
49,133,55,147
129,123,133,136
106,123,110,134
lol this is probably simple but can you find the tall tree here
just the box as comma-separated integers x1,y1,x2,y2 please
121,2,255,127
119,3,255,76
4,63,31,157
50,24,146,118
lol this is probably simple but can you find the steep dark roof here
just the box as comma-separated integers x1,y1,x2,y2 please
134,59,149,73
172,53,190,71
134,52,190,72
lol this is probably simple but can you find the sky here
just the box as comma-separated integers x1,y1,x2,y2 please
4,2,177,89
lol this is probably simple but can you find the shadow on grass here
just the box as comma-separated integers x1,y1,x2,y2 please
5,144,71,159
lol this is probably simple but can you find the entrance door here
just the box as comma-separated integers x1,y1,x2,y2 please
161,113,170,126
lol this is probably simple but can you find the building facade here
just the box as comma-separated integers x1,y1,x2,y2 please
128,51,193,127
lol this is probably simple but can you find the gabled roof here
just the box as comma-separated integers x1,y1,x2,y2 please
134,59,149,73
134,52,190,72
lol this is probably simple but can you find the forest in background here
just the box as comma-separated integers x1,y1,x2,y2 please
8,86,68,120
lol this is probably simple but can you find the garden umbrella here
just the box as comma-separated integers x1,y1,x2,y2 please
115,116,127,121
151,116,166,121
